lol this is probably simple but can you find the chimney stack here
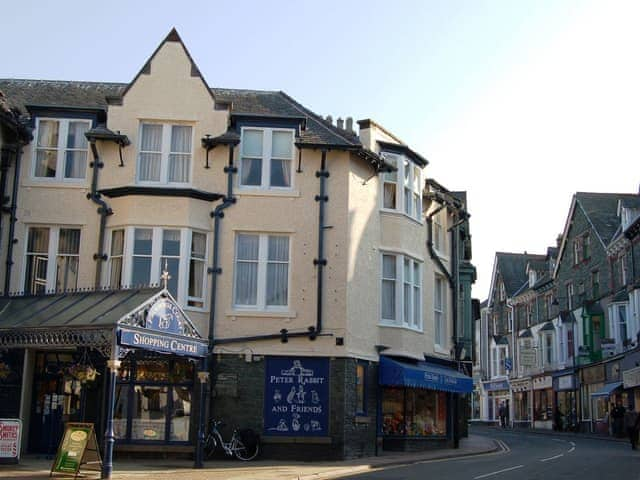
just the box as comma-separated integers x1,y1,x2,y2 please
326,115,333,125
337,117,344,130
346,117,353,132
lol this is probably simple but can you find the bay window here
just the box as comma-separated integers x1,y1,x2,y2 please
24,226,81,294
33,118,90,180
239,128,294,189
380,253,422,330
138,123,192,184
234,233,290,310
105,227,207,309
380,152,422,220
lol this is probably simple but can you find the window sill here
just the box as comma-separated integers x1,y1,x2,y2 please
380,209,423,226
24,179,88,188
433,344,449,356
236,188,300,198
378,322,424,334
226,309,297,319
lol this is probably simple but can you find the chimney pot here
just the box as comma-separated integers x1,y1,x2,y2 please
337,117,344,130
326,115,333,125
346,117,353,132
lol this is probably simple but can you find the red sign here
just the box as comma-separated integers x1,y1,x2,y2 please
0,419,21,461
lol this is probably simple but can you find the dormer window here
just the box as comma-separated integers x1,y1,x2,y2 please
33,118,91,181
239,128,294,189
380,152,422,221
137,123,192,185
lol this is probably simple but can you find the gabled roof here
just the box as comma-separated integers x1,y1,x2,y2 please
493,252,546,298
576,192,639,246
555,191,640,277
0,79,360,149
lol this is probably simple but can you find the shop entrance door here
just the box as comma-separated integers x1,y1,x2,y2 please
29,352,82,454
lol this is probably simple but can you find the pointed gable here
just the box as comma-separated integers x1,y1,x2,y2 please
112,28,215,108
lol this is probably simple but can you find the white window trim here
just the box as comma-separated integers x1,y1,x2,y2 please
379,252,423,332
136,122,194,186
232,233,291,312
22,225,81,293
379,152,423,223
540,331,555,367
238,127,295,191
103,227,207,311
491,344,509,378
32,117,91,183
434,273,446,345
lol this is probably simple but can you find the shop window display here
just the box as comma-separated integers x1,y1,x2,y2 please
382,387,447,436
114,354,194,443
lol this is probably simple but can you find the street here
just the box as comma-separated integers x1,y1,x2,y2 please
342,427,640,480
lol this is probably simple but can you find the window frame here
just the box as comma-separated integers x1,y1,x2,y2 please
238,127,295,190
232,232,291,312
379,152,422,222
434,274,446,346
32,117,92,182
104,227,207,311
136,122,194,186
379,252,423,332
23,226,82,294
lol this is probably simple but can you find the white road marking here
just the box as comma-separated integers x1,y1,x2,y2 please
540,454,564,462
473,465,524,479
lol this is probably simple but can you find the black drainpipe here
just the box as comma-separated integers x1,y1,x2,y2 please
87,142,113,287
212,147,331,345
0,148,12,266
426,201,460,448
4,142,24,295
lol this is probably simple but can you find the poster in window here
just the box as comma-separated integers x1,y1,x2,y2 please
264,357,329,436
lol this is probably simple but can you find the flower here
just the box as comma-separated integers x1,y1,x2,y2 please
66,364,100,383
0,361,10,380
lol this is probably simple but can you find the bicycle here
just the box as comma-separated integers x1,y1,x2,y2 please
203,419,260,461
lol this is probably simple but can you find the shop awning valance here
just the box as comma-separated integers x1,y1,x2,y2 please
378,356,473,394
0,287,207,359
591,381,623,397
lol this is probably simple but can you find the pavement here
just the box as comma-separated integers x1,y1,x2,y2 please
0,434,498,480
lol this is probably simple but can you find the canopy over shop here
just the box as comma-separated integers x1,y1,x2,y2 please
0,287,208,478
378,356,472,445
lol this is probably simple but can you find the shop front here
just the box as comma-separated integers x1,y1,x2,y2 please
580,364,605,433
510,378,531,429
0,287,208,473
553,369,578,431
378,356,472,451
622,351,640,410
481,379,510,425
532,375,553,429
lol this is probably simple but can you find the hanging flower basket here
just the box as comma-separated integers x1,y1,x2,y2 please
67,364,100,383
0,361,10,380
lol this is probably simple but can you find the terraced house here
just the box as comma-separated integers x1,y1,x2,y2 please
0,29,475,473
476,191,640,435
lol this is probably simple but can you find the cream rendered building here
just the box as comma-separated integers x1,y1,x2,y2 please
0,30,474,461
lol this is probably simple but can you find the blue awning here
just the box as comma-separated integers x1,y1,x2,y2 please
591,381,623,397
378,356,473,394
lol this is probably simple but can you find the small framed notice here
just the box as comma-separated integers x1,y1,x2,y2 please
50,423,102,478
0,418,21,464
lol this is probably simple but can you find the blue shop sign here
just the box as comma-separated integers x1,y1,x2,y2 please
484,379,510,392
146,298,184,335
119,326,208,358
264,357,329,437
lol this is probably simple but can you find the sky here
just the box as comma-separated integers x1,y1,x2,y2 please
3,0,640,300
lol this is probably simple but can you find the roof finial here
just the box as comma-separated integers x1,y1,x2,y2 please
161,260,171,290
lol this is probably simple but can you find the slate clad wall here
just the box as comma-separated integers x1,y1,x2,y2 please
211,354,379,460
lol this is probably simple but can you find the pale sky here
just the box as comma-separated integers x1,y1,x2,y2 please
3,0,639,300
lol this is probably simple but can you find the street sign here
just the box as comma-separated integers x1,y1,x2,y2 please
504,357,513,371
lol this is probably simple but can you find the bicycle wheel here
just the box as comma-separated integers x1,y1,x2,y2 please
233,435,259,461
203,435,217,459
